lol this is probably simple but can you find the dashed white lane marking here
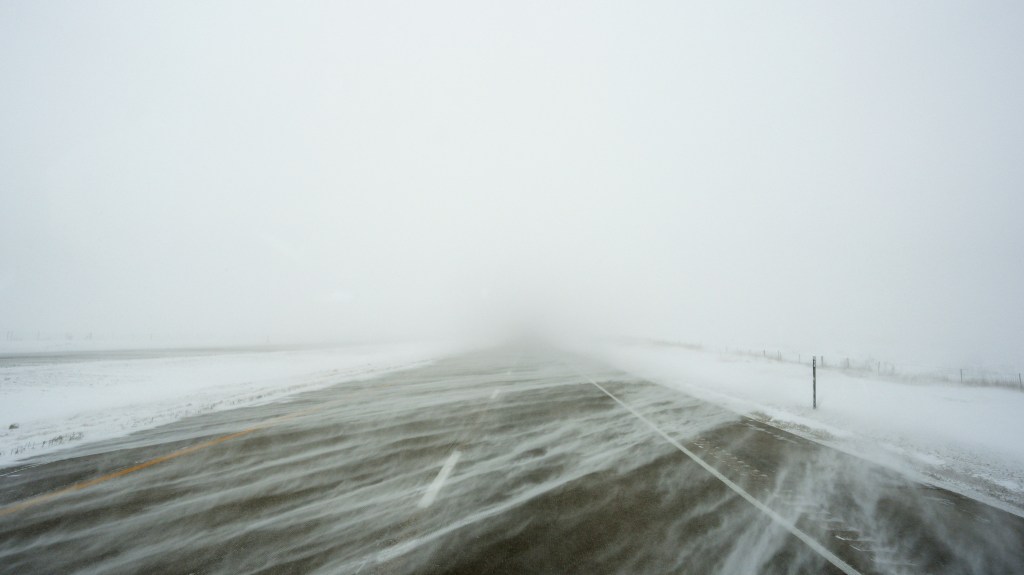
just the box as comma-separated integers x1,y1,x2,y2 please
490,389,500,400
573,368,863,575
418,450,462,509
0,462,44,478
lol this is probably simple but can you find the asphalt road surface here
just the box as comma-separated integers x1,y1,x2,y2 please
1,348,1022,574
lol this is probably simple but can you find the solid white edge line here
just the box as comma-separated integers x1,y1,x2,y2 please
573,367,862,575
418,450,462,508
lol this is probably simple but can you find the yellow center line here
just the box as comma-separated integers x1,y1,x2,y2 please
0,379,407,518
0,404,327,518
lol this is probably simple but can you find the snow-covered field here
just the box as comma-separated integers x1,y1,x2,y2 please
596,343,1024,516
0,343,458,466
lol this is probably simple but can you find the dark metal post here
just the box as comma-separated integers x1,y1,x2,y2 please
813,356,817,409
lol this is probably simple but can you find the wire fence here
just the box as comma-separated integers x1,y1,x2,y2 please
624,337,1024,392
737,348,1023,391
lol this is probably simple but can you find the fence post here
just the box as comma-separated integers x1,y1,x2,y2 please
960,369,963,384
813,356,817,409
1019,373,1022,392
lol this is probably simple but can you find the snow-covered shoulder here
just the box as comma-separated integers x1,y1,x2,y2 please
593,343,1024,516
0,342,461,467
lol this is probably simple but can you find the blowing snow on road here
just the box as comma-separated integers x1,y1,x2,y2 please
2,347,1023,574
3,1,1024,572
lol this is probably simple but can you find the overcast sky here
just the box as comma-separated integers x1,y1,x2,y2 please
2,1,1022,367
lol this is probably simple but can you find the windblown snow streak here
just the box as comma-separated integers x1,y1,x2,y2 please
1,351,1021,574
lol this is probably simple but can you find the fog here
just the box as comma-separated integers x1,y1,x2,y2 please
2,1,1022,368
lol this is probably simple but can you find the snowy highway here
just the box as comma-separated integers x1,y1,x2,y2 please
1,348,1023,574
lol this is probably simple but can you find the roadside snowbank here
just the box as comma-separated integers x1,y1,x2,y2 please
0,343,457,466
596,343,1024,515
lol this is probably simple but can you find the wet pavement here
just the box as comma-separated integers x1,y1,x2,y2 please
1,348,1022,574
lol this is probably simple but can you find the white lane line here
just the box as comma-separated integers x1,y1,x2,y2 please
0,462,44,478
572,368,863,575
490,389,500,400
418,450,461,508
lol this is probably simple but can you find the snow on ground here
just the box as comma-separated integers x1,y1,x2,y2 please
0,343,459,467
596,343,1024,515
